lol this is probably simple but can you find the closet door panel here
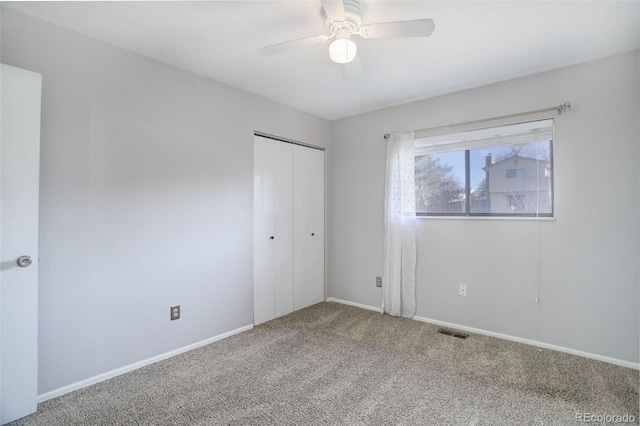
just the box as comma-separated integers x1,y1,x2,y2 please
273,142,294,318
306,147,325,306
253,137,275,325
293,145,325,310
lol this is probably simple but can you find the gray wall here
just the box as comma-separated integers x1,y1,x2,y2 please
1,8,331,394
2,5,638,397
329,51,639,364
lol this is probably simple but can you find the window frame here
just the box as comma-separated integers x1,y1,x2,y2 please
415,120,554,219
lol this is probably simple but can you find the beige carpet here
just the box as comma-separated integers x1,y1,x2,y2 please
12,302,639,425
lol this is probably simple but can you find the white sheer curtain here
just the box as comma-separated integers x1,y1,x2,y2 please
383,132,417,318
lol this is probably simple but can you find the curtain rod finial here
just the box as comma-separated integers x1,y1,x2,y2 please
558,101,571,115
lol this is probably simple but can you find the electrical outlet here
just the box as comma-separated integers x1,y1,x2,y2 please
171,305,180,320
459,284,467,297
376,276,382,288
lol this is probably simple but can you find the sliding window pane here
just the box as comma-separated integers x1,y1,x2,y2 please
469,142,553,215
415,151,466,214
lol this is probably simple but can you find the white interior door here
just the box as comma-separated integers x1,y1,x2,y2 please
0,64,41,424
293,145,325,310
253,137,276,325
253,136,293,325
272,141,293,319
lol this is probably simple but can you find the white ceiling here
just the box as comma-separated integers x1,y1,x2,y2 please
5,1,640,120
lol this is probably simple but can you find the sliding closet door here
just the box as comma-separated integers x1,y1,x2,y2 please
293,145,325,310
272,142,293,318
253,136,293,325
253,137,276,325
255,135,324,323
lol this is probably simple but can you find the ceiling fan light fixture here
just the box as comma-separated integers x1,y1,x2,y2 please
329,37,357,64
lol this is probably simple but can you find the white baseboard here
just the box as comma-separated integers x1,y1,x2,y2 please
326,297,639,370
37,324,254,403
326,297,382,313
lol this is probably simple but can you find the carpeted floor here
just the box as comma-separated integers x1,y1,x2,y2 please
11,302,639,425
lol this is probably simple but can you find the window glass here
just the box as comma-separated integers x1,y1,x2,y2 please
415,120,554,217
415,151,466,214
468,141,552,215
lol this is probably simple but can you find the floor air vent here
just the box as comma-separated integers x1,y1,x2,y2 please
437,329,469,339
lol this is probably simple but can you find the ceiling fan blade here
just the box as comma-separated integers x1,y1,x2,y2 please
321,0,346,21
262,34,330,55
341,53,363,79
360,19,435,39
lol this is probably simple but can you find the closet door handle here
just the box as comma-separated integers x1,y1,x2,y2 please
311,233,315,236
270,236,274,240
17,255,33,268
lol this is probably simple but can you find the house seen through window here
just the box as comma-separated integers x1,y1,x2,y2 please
414,119,554,217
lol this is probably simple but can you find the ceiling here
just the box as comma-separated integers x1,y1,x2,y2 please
5,1,639,121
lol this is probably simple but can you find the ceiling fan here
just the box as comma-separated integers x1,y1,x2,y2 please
262,0,435,72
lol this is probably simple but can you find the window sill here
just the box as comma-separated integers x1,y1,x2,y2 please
415,215,556,221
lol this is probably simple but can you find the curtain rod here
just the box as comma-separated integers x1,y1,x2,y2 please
254,131,325,151
383,101,571,139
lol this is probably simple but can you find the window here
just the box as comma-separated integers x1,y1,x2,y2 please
414,119,553,217
506,168,526,178
415,151,465,214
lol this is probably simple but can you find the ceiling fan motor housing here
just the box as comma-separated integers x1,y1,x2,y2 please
324,0,364,34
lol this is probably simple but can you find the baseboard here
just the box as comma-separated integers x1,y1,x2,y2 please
326,297,382,313
326,297,639,370
37,324,254,403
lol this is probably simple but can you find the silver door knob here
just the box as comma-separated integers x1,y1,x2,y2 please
17,255,32,268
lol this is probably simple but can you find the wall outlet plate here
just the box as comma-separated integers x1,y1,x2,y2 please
171,305,180,320
376,276,382,288
459,284,467,297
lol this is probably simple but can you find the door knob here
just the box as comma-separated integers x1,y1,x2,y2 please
270,236,274,240
17,255,32,268
311,233,315,236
